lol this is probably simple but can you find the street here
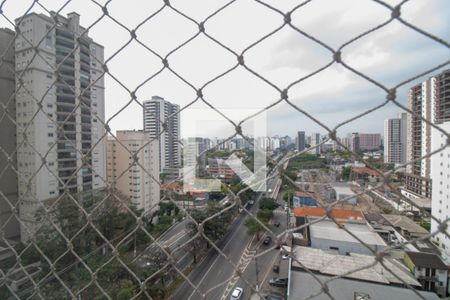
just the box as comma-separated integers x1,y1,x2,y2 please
171,168,284,300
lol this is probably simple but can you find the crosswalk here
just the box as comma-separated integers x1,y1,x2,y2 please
220,244,256,300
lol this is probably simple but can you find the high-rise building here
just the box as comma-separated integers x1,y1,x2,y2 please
358,133,382,151
384,113,407,164
297,131,305,152
107,131,160,213
431,121,450,260
308,133,321,155
340,137,351,150
14,12,106,241
0,28,20,240
351,132,360,153
431,122,450,262
184,137,206,177
143,96,181,171
405,69,450,199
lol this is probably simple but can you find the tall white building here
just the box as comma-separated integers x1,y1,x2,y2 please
143,96,181,171
107,131,160,213
384,113,407,164
431,122,450,261
308,133,321,155
14,12,106,241
184,137,206,177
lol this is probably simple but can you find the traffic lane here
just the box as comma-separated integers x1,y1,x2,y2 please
228,215,287,299
234,246,279,300
190,195,264,299
175,193,263,299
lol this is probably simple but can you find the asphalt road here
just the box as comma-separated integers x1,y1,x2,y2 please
135,219,191,268
224,194,289,300
171,170,282,300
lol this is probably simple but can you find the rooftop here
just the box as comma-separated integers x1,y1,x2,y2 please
294,207,364,221
294,191,315,198
331,182,355,196
291,246,419,286
309,219,387,247
352,167,382,176
289,272,439,300
381,214,429,236
406,251,447,269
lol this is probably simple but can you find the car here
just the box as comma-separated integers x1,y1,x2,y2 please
230,287,243,300
273,265,280,273
263,236,272,245
249,200,254,205
269,277,288,287
284,205,288,211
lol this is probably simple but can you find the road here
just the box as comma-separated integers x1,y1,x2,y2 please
135,219,191,268
171,167,283,300
222,207,288,300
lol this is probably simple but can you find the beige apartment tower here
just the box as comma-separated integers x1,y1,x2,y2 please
107,131,160,213
14,12,106,241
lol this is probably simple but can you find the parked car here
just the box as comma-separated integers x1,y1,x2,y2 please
269,277,288,287
230,287,243,300
263,236,272,245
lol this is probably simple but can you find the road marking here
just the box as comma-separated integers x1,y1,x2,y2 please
186,216,253,300
261,250,279,286
220,240,256,300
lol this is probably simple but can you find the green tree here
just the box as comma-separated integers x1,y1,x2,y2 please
257,209,274,223
259,198,278,211
245,218,265,241
342,166,352,180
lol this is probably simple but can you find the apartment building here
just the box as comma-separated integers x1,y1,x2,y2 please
106,130,160,213
358,133,381,151
308,133,321,155
384,113,407,164
14,12,106,241
0,28,20,240
184,137,206,177
405,69,450,199
143,96,181,171
351,132,360,152
297,131,305,152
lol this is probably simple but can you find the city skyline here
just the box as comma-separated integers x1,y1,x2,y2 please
1,0,449,138
0,2,449,300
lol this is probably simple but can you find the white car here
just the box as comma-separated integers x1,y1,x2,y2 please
230,287,243,300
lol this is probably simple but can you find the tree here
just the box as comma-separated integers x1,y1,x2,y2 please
259,198,278,211
257,209,273,223
283,189,294,206
342,166,352,181
245,218,265,241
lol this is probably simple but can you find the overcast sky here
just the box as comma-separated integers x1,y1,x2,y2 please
1,0,449,138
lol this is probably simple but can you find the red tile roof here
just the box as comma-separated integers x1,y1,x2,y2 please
294,207,364,221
